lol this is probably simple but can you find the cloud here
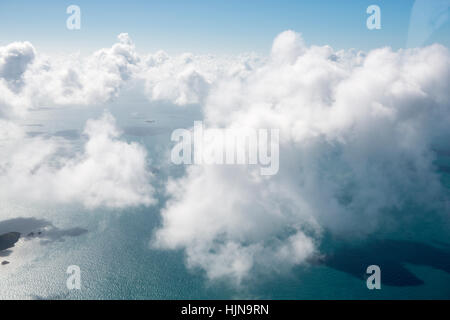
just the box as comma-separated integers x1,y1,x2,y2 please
153,31,450,283
26,32,140,107
141,51,263,106
153,165,319,283
0,112,155,209
0,34,263,117
0,34,141,119
0,42,35,118
271,30,306,64
0,41,35,88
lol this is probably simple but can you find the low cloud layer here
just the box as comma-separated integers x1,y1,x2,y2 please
0,33,263,118
0,33,141,119
141,51,263,106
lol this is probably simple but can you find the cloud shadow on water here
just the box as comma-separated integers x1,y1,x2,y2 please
0,217,88,255
324,239,450,287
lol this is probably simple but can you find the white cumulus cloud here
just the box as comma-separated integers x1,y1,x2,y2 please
0,112,155,209
153,31,450,283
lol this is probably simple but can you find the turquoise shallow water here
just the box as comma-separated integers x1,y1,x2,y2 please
1,94,449,300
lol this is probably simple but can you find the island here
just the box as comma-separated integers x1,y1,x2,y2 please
0,232,21,252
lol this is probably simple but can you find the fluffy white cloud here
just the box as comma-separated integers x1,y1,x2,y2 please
141,51,263,106
0,33,262,117
154,165,319,283
0,41,35,118
271,30,306,64
0,41,35,86
153,31,450,283
0,112,155,209
0,34,141,119
25,33,140,107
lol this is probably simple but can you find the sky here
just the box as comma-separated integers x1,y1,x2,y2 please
0,0,449,54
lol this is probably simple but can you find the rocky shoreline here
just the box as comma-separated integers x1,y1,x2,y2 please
0,232,21,266
0,232,21,251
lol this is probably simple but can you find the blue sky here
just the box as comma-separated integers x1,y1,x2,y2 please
0,0,449,54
